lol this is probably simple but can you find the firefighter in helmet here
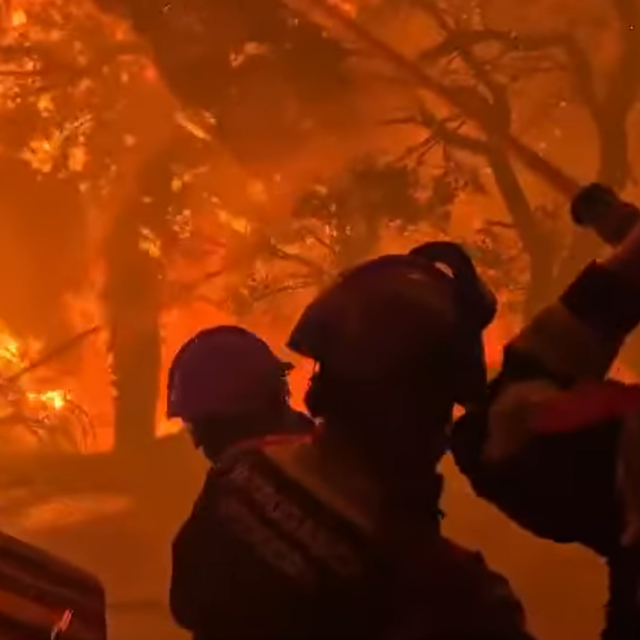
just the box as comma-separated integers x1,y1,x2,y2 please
166,324,312,463
169,248,536,640
451,184,640,640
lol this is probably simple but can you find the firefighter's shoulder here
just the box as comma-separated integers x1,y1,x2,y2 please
0,530,107,640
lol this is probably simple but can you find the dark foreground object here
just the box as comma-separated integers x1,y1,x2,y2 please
0,529,107,640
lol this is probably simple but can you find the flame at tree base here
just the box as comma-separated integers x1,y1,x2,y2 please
0,323,90,452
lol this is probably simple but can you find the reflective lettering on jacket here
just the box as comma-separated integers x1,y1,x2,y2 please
217,493,315,585
226,461,362,577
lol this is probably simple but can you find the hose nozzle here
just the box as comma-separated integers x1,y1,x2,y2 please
571,183,640,246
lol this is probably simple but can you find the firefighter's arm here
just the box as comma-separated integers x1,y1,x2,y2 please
464,552,539,640
169,469,218,631
506,187,640,385
484,252,640,461
508,263,640,385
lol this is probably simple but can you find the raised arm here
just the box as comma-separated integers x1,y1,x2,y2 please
483,186,640,459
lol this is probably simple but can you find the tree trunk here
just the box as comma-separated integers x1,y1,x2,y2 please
549,0,640,314
551,101,633,294
103,219,161,456
550,101,639,373
525,253,556,320
485,148,550,319
102,144,177,456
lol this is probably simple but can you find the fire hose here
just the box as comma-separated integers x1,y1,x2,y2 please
571,182,640,246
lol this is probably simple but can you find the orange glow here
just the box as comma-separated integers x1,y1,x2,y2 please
141,62,158,84
10,9,27,28
26,389,68,412
328,0,358,17
0,2,633,637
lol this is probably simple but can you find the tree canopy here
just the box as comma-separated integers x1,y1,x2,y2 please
0,0,638,456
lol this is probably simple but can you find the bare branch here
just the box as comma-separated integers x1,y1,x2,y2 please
418,29,518,62
251,279,318,303
297,225,336,253
414,0,509,121
263,235,330,277
295,0,581,196
388,102,490,156
164,269,225,307
417,27,598,113
0,69,41,77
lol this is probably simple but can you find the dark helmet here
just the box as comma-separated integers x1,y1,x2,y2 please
287,243,496,407
167,325,292,423
409,241,497,405
408,241,496,330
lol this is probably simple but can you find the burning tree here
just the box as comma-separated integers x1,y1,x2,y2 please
97,0,640,325
102,125,227,454
6,0,635,458
0,1,95,343
360,0,640,317
0,0,203,455
0,1,126,452
0,0,359,457
221,157,431,318
92,0,356,177
222,153,526,320
0,324,95,452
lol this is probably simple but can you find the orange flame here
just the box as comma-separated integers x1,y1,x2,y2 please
0,325,70,413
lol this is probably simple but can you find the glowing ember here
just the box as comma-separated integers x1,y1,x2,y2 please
10,9,27,28
26,390,68,412
0,334,21,366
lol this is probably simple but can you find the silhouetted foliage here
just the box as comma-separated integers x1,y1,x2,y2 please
224,154,481,316
93,0,354,168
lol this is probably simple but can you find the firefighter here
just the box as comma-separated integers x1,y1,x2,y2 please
169,248,536,640
451,184,640,640
0,529,107,639
166,325,313,463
